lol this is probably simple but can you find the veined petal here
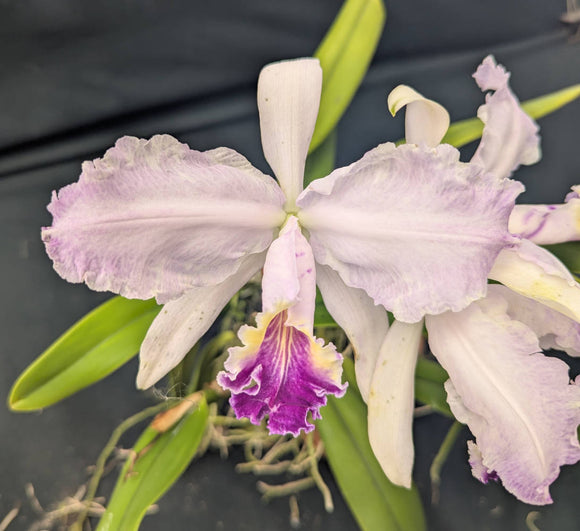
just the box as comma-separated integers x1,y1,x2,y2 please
258,58,322,209
509,187,580,244
298,142,523,322
42,135,285,302
368,320,423,489
489,239,580,321
471,55,541,180
136,252,266,389
387,85,450,147
261,216,316,331
426,296,580,505
316,263,389,402
217,309,346,436
489,284,580,357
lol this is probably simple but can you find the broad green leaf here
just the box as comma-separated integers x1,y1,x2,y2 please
442,84,580,148
317,359,426,531
415,358,452,418
97,396,209,531
10,297,160,411
543,242,580,280
311,0,386,152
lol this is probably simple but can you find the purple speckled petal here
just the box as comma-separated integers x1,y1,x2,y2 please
261,216,316,331
509,186,580,244
426,295,580,505
136,252,265,390
471,55,541,180
489,239,580,321
217,310,346,436
489,284,580,357
42,135,285,302
298,142,523,322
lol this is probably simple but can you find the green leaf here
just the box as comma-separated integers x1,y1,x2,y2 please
442,84,580,148
97,396,209,531
9,297,160,411
311,0,386,152
317,359,426,531
415,358,453,418
543,241,580,280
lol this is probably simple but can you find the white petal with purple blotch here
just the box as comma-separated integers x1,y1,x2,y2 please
42,135,286,302
368,320,423,488
387,85,450,147
261,216,316,331
489,284,580,357
509,187,580,244
489,239,580,321
316,263,389,402
136,252,266,389
426,296,580,505
258,58,322,210
471,55,541,180
298,142,523,322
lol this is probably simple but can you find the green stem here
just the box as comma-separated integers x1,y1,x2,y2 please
430,421,463,504
71,400,176,530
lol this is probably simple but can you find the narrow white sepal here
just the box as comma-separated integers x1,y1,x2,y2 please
258,58,322,209
368,320,423,488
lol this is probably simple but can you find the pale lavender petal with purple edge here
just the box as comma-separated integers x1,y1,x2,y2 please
489,284,580,357
471,55,541,180
426,294,580,505
467,441,499,484
509,186,580,245
136,252,266,390
298,142,523,322
42,135,285,303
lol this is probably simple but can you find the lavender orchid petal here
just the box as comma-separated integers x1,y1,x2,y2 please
509,186,580,244
368,320,423,488
137,252,266,389
42,135,285,303
316,263,389,402
471,55,541,179
426,295,580,505
388,85,450,147
298,142,523,322
258,58,322,210
489,284,580,357
489,239,580,321
217,217,346,436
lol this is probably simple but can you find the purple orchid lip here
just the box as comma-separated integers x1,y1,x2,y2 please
217,309,346,437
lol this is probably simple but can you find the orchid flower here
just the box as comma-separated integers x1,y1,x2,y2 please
43,57,521,437
365,56,580,505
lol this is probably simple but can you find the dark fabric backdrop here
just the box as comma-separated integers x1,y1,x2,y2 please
1,1,579,529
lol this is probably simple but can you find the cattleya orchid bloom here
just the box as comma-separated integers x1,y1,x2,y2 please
366,56,580,505
43,57,521,436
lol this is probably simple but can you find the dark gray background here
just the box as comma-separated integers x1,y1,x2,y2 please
1,1,579,529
